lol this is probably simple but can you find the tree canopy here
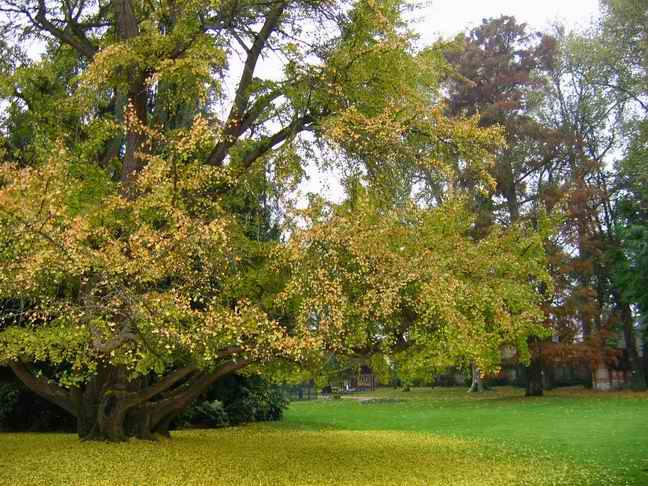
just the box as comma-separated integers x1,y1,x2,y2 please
0,0,556,441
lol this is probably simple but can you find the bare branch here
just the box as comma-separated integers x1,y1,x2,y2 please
33,0,97,58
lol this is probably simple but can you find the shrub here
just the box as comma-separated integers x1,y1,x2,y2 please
0,383,19,428
175,374,288,429
177,400,229,429
215,375,287,425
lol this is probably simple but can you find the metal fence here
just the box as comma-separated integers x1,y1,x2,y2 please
279,384,319,401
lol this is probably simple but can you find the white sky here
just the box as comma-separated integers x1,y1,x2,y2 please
414,0,601,41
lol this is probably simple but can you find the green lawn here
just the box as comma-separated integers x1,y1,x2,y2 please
283,386,648,485
0,386,646,485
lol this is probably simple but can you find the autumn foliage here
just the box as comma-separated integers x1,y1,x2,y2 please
0,0,565,441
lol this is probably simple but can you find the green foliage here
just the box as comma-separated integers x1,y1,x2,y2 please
0,382,18,423
614,128,648,326
204,374,288,425
596,1,648,331
280,194,551,375
177,399,229,429
175,373,288,429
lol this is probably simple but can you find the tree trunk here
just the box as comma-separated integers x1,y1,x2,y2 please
124,407,156,440
526,337,544,396
112,0,148,187
72,365,134,441
10,357,246,442
99,92,127,169
643,343,648,387
468,365,484,393
75,388,99,440
89,360,247,440
619,301,647,391
543,365,555,390
500,157,520,224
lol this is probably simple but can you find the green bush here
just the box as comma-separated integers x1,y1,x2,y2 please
175,374,288,429
177,400,229,429
0,383,19,425
214,375,288,425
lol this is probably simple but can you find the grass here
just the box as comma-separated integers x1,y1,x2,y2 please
0,386,646,485
283,386,648,485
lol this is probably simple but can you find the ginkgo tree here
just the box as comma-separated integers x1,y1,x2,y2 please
278,193,551,386
0,0,550,442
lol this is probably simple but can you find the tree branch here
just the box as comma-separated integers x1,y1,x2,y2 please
33,0,97,58
240,113,314,169
126,366,197,404
9,361,76,416
146,356,249,409
207,1,288,166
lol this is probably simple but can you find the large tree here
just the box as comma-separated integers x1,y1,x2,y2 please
535,23,648,390
444,16,558,395
0,0,551,442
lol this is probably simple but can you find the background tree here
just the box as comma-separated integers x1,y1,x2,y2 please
443,16,558,395
595,0,648,386
443,13,648,393
279,194,551,384
444,16,556,226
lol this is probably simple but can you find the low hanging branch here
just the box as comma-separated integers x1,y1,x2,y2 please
9,362,75,415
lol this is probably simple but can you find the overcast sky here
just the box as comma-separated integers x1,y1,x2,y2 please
415,0,601,41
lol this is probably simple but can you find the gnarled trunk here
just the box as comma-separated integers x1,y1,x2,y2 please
9,355,248,442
